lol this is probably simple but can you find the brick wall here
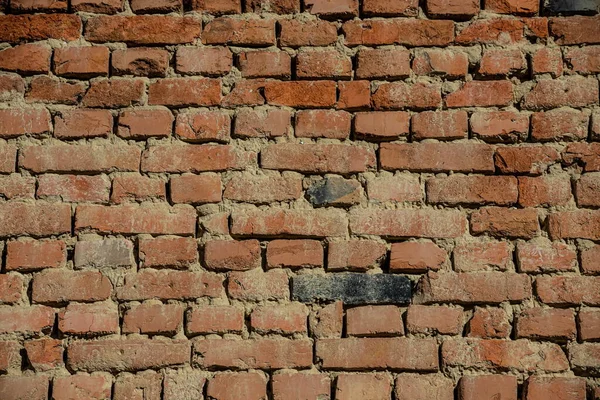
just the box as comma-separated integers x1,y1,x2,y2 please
0,0,599,398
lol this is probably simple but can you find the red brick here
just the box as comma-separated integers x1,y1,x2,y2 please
532,47,563,77
390,241,446,272
123,303,184,335
68,338,189,372
194,338,312,369
354,111,409,141
412,49,468,78
459,375,517,400
234,108,291,138
312,301,343,339
0,305,54,334
317,337,438,370
267,239,323,269
551,15,600,45
33,270,111,304
0,174,34,200
54,109,112,139
112,48,169,77
272,372,331,400
117,108,173,139
442,338,568,372
176,47,232,76
0,201,71,237
516,308,576,340
246,0,299,13
569,343,600,373
0,74,24,102
238,50,290,78
582,245,600,274
0,108,51,138
0,44,50,75
406,305,463,335
523,77,599,109
347,305,403,336
76,204,195,235
426,0,479,17
192,0,240,13
24,338,63,371
203,17,275,46
381,142,495,173
412,110,467,140
0,143,16,172
251,303,308,334
577,173,600,207
53,47,109,78
0,274,23,304
549,210,600,240
563,143,600,172
327,240,387,271
205,239,261,271
175,110,230,143
6,240,66,271
305,0,357,17
416,271,531,304
351,209,466,238
353,48,409,80
148,78,221,107
58,303,119,336
532,108,589,142
470,111,529,142
579,309,600,341
471,207,539,238
427,175,518,205
26,76,85,105
456,18,525,44
468,307,511,338
224,172,301,203
295,110,351,139
343,19,454,46
164,370,206,400
222,79,267,107
143,144,254,173
11,0,67,11
187,305,244,334
114,372,162,400
395,374,454,400
208,372,267,400
265,80,337,108
480,48,526,76
0,376,49,400
373,82,442,110
495,145,560,174
139,236,197,269
361,0,416,15
366,174,422,202
485,0,538,14
336,373,392,400
517,239,577,274
116,269,223,301
446,80,513,107
0,15,81,43
72,0,122,12
228,269,289,301
454,240,512,272
0,341,20,372
337,80,371,110
525,377,586,400
565,46,600,74
536,276,600,305
279,19,338,47
86,15,201,44
82,78,144,108
131,0,181,13
262,143,374,174
111,174,166,204
518,175,572,206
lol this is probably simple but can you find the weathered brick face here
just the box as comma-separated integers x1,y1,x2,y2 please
0,0,599,398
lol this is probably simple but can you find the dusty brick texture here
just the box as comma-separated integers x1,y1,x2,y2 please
0,0,599,398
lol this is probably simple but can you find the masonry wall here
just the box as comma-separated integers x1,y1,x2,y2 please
0,0,599,398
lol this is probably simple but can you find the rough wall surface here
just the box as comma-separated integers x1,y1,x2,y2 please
0,0,599,398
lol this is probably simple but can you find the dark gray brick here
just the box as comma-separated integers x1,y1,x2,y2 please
291,273,411,304
306,177,361,206
545,0,598,14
